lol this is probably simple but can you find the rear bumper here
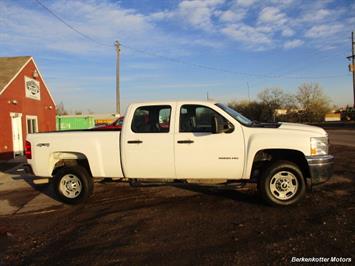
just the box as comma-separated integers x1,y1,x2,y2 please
23,164,50,185
306,155,334,185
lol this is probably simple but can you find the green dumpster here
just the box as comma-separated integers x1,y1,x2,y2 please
56,116,95,131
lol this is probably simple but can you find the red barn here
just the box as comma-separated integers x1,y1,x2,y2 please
0,56,56,160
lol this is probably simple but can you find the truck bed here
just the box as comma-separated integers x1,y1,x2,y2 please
27,131,123,178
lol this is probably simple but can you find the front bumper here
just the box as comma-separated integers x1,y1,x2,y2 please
306,155,334,185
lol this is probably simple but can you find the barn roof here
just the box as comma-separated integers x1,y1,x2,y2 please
0,56,55,105
0,56,32,92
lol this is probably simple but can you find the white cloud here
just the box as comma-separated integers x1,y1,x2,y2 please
301,8,330,22
235,0,257,7
0,0,162,54
283,39,303,49
0,0,350,54
258,6,287,25
281,27,294,37
150,0,224,31
177,38,225,48
1,0,222,57
221,23,272,46
149,10,174,20
49,1,155,42
178,0,218,30
270,0,295,6
178,0,225,30
218,9,246,22
305,24,343,38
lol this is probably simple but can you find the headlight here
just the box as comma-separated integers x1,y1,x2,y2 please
310,137,328,156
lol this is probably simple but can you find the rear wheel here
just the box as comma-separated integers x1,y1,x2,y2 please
53,165,93,204
259,161,306,206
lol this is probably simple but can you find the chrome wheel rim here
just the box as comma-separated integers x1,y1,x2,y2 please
269,171,298,201
59,174,82,199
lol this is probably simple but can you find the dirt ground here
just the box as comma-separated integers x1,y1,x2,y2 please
0,144,354,265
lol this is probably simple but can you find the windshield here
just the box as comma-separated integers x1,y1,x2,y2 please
215,103,253,126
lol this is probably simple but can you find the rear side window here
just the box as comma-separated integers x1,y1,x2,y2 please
131,105,171,133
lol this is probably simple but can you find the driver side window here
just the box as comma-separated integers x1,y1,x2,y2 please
179,105,229,133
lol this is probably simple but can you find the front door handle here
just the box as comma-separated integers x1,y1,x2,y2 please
177,140,194,144
127,140,143,144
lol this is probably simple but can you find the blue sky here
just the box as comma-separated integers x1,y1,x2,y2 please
0,0,354,114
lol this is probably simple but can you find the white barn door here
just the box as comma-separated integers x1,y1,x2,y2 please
10,113,23,157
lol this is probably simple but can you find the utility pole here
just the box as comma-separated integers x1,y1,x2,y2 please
352,31,355,108
115,40,121,114
347,31,355,108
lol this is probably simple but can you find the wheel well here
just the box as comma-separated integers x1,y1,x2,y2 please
52,159,92,177
251,149,310,180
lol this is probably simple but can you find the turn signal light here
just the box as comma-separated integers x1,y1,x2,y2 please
25,141,32,159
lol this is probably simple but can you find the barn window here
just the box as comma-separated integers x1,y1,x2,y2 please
26,116,38,134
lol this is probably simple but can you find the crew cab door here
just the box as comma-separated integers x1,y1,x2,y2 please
121,104,175,178
174,104,244,179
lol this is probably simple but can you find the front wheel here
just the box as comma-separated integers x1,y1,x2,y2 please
259,161,306,206
53,166,93,204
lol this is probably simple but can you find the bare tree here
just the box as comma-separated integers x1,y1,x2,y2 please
257,88,297,121
228,100,275,122
296,83,330,122
258,88,285,109
229,84,331,123
56,102,68,115
258,87,296,110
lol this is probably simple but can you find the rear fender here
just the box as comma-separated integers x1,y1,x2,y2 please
50,152,87,175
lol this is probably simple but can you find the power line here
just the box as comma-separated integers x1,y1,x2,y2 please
34,0,110,48
277,50,347,78
121,43,279,78
112,42,349,80
248,49,349,90
34,0,348,80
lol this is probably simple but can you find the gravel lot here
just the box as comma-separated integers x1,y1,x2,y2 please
0,133,354,265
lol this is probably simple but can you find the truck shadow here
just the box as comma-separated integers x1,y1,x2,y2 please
128,180,263,205
9,169,59,203
9,167,263,206
171,183,264,206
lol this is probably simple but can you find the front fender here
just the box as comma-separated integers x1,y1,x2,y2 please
244,132,309,178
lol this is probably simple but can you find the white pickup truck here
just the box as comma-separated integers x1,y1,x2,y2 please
25,101,334,206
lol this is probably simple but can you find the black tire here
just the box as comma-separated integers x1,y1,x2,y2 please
53,165,93,204
258,161,306,206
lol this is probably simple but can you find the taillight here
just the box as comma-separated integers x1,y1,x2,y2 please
25,141,32,159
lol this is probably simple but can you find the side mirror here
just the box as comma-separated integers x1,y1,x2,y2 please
211,116,234,134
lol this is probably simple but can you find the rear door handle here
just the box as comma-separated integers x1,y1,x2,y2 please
127,140,143,144
177,140,194,144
